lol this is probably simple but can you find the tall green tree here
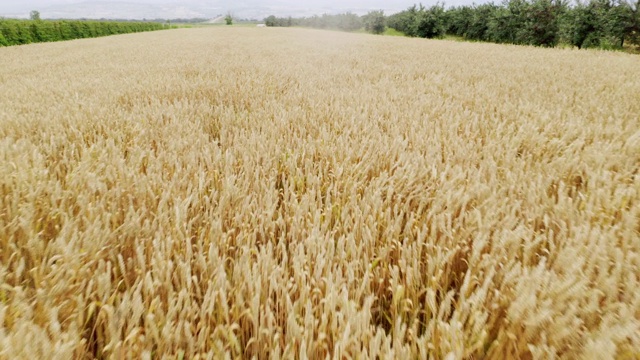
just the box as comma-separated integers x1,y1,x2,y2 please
387,4,447,38
606,0,636,46
0,20,19,45
363,10,386,34
414,4,448,38
336,12,362,31
265,15,277,27
487,0,529,43
445,6,475,37
466,3,500,41
561,0,631,48
0,31,8,46
387,5,419,36
524,0,566,46
629,0,640,46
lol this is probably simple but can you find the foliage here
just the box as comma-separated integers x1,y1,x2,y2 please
264,15,294,27
525,0,566,47
335,12,363,32
264,0,639,49
0,19,166,47
388,4,447,38
383,27,406,36
29,10,40,21
444,6,476,37
387,6,419,36
486,0,529,44
390,1,639,50
265,13,363,32
225,13,233,26
415,4,448,38
598,0,638,47
483,0,566,47
363,10,386,34
564,0,639,48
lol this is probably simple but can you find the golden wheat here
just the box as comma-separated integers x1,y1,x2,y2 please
0,27,639,359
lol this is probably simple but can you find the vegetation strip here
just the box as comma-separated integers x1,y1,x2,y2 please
0,18,168,46
265,0,640,51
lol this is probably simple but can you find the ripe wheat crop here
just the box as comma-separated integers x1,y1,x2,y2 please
1,27,639,359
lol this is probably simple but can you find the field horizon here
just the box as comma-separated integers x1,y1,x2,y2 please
1,27,639,359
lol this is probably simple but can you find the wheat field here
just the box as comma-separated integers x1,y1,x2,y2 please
1,27,639,359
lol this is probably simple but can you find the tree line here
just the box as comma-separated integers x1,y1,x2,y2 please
265,0,640,50
264,12,387,34
0,18,168,47
265,13,365,32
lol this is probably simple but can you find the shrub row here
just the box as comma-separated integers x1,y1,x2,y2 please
388,0,640,49
264,12,389,34
0,19,167,47
265,0,640,50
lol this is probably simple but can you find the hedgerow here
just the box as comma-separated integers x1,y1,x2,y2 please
0,19,166,46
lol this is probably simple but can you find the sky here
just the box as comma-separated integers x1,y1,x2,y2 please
0,0,483,19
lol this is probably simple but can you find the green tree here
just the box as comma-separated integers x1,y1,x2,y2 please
387,6,419,36
445,6,475,37
363,10,386,34
57,21,74,40
265,15,276,27
606,0,636,47
0,20,18,45
336,12,362,31
0,32,8,46
264,15,295,27
30,10,41,21
524,0,566,46
15,22,34,44
466,3,500,41
487,0,530,44
629,0,640,46
561,2,596,48
414,4,447,38
561,0,630,48
225,13,233,25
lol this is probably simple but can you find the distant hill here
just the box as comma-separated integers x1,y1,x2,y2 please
0,0,412,21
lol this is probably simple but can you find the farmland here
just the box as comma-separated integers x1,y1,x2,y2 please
1,27,639,358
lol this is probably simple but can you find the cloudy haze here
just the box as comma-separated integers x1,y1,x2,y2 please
0,0,483,20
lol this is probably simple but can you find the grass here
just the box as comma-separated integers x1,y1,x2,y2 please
443,34,466,42
0,26,639,359
383,28,405,36
355,27,405,36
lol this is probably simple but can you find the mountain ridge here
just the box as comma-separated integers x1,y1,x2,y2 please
1,0,408,20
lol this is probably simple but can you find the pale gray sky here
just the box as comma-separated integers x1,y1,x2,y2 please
1,0,484,19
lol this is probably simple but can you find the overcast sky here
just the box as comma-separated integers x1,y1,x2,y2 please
1,0,484,19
